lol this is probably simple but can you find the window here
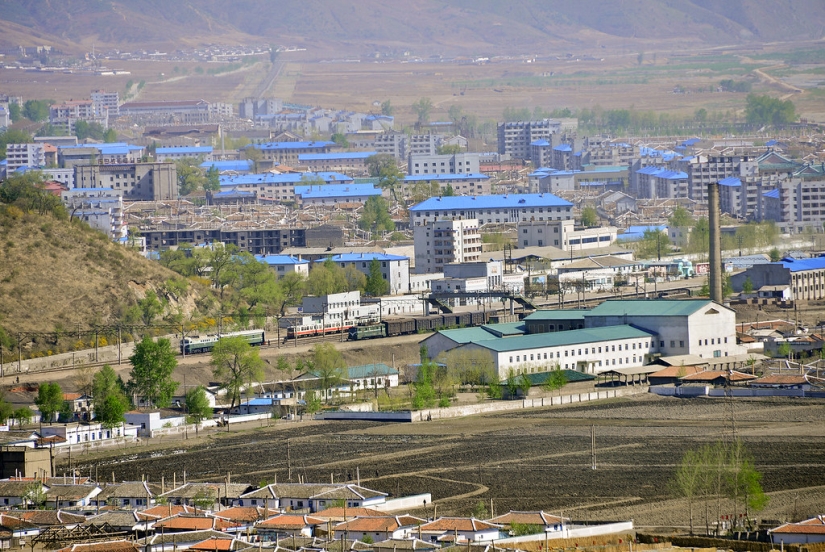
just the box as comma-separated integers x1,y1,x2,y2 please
670,340,675,348
680,340,684,348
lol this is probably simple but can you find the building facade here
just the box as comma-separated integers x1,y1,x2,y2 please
74,163,176,201
413,218,482,274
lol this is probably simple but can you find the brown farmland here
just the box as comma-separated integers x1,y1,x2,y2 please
70,395,825,528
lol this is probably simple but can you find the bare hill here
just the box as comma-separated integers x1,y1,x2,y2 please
2,0,824,55
0,208,209,339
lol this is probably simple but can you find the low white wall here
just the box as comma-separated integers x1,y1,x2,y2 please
414,387,648,422
649,386,825,399
318,412,413,422
496,521,635,544
371,494,433,512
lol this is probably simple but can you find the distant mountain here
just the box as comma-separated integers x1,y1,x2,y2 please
1,0,823,55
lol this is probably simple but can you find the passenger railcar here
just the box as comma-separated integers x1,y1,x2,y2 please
180,329,265,354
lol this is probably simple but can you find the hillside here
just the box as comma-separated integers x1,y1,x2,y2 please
2,0,824,55
0,206,211,344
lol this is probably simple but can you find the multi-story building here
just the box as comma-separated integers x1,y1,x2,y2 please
372,132,407,159
60,188,125,240
407,134,441,157
497,120,561,160
770,168,825,233
408,153,480,175
119,99,212,124
5,143,45,171
684,153,759,201
633,166,689,199
254,254,310,279
238,97,283,119
219,172,354,203
155,146,213,162
731,256,825,301
49,99,108,134
318,253,410,295
403,174,491,196
297,151,376,175
294,183,382,205
58,143,145,169
74,163,176,201
412,218,481,274
141,227,307,253
90,89,120,117
251,141,336,166
409,194,574,227
517,220,616,251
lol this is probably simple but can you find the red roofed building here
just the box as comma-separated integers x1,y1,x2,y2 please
188,537,242,551
418,517,501,543
255,514,327,541
771,516,825,544
152,515,239,533
751,374,812,390
333,515,425,541
55,540,140,552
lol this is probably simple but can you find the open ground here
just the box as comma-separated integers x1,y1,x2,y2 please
66,395,825,529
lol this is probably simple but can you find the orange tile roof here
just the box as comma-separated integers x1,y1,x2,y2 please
257,514,327,529
487,511,566,526
63,393,83,401
753,374,808,385
214,506,276,523
773,517,825,534
189,537,237,551
680,370,757,382
137,504,195,520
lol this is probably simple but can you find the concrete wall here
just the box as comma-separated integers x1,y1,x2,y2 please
650,386,825,398
318,412,413,422
497,521,635,544
371,493,433,512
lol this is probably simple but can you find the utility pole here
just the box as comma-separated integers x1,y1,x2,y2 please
590,425,597,470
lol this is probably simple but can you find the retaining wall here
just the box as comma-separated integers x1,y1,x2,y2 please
498,522,635,544
650,386,825,399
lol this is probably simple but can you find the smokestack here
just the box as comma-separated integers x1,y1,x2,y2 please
708,181,723,303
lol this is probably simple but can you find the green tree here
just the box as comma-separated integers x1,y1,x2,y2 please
437,144,462,155
670,447,704,535
330,133,349,148
8,102,21,123
542,367,567,397
380,99,394,116
22,99,50,122
448,104,463,124
23,481,46,509
304,390,322,414
636,229,671,260
769,247,781,262
742,277,754,294
470,500,488,519
211,337,265,408
343,264,366,292
669,206,694,228
580,206,598,227
305,257,347,297
185,386,213,422
176,158,207,196
688,217,710,257
367,154,404,202
412,359,437,409
365,258,389,297
0,171,67,218
517,373,532,397
311,343,346,403
13,407,33,427
777,341,791,360
128,336,179,408
0,393,14,425
35,382,63,424
204,166,221,192
137,289,165,325
103,128,118,142
274,272,306,316
411,97,433,124
359,195,394,234
242,145,263,172
92,365,129,428
74,120,106,141
745,93,797,125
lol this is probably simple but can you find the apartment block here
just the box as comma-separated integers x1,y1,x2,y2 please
413,219,482,274
497,120,561,160
5,143,45,171
74,163,176,201
408,152,480,175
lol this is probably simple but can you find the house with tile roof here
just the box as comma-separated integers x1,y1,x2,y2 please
90,481,161,509
255,514,328,540
679,370,758,386
159,482,254,509
55,540,140,552
142,529,235,551
333,515,425,541
487,510,568,535
371,537,440,552
44,484,101,508
237,483,387,513
16,509,86,529
418,517,501,543
189,536,244,551
770,516,825,544
152,514,240,533
312,507,385,522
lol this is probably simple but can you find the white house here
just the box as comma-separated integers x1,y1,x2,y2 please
123,412,186,437
40,422,138,447
418,517,501,543
255,254,310,279
333,515,425,541
771,517,825,544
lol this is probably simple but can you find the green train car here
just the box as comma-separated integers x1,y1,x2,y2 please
180,329,265,354
348,323,387,340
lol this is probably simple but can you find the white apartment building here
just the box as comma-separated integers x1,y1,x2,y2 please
90,89,120,116
318,253,411,295
5,143,45,171
413,219,482,274
61,187,126,240
497,120,561,159
408,153,480,175
409,194,574,227
49,99,109,134
684,153,759,201
403,173,490,196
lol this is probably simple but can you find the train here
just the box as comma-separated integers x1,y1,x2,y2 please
180,329,266,354
347,311,493,341
285,315,380,339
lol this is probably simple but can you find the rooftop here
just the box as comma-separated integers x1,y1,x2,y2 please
298,152,377,161
295,184,382,199
403,173,490,182
587,299,716,318
253,141,335,151
409,193,572,212
466,325,655,353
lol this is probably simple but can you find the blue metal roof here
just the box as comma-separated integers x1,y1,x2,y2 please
657,170,688,180
157,146,213,154
719,177,741,187
298,151,376,161
681,138,701,147
553,144,572,152
252,141,335,151
531,139,550,147
295,184,381,199
316,252,409,262
617,225,667,242
403,173,489,182
778,257,825,273
220,172,353,187
637,166,664,175
200,160,253,172
255,254,309,265
763,189,780,199
409,193,572,212
214,190,255,198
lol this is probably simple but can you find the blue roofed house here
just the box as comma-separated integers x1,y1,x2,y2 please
255,254,310,278
294,183,382,205
155,146,213,162
315,252,410,295
200,160,254,174
251,141,337,165
219,172,354,202
408,193,573,226
730,256,825,301
297,151,376,175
